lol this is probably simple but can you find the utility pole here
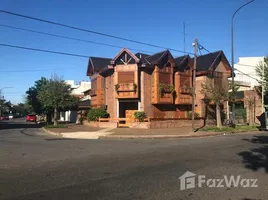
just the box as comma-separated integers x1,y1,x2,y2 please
192,38,198,131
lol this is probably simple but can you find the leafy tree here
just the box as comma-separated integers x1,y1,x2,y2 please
255,57,268,105
201,73,229,128
37,75,78,126
26,77,49,114
87,108,109,121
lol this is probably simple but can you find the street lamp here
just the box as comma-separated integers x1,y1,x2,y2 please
231,0,255,125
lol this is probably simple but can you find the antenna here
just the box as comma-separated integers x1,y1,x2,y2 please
183,22,186,55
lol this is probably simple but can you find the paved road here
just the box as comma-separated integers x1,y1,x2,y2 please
1,118,268,199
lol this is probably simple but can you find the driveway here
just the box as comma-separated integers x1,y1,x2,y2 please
0,118,268,199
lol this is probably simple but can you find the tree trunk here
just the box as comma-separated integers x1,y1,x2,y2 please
249,106,253,126
216,103,222,128
53,107,58,126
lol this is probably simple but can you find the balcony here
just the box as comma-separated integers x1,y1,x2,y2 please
115,83,137,92
152,84,174,104
115,83,138,98
176,96,192,105
159,93,173,103
180,86,192,94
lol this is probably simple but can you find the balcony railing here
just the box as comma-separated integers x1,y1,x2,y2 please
115,83,137,93
180,86,192,94
176,97,192,105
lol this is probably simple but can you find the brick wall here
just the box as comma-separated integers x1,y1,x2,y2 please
105,74,117,118
195,76,206,117
141,70,153,117
244,90,262,123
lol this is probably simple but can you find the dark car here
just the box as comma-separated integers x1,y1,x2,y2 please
0,115,9,120
26,114,37,122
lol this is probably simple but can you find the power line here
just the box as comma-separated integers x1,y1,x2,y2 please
0,10,194,55
0,43,89,58
262,0,268,8
0,24,154,54
199,43,260,82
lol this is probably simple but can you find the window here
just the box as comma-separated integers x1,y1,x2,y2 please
159,73,170,84
118,72,134,83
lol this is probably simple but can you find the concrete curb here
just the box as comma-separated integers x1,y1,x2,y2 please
100,130,262,140
41,127,62,137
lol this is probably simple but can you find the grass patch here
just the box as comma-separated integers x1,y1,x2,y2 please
200,125,259,133
44,124,67,128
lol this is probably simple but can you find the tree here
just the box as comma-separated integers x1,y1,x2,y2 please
37,75,78,126
201,73,229,128
26,77,49,114
255,57,268,105
245,96,256,126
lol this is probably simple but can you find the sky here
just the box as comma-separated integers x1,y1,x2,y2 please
0,0,267,104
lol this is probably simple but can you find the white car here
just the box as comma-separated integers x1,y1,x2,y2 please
8,115,14,119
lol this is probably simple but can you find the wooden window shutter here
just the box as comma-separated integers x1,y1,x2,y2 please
159,73,170,84
118,72,134,83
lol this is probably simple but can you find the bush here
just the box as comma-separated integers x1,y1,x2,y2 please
186,111,200,119
87,108,109,122
134,111,147,122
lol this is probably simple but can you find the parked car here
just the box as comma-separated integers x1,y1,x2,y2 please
9,114,14,119
0,115,9,120
26,114,37,122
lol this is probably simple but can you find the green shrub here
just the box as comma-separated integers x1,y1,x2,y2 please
134,111,147,122
186,111,200,119
87,108,109,122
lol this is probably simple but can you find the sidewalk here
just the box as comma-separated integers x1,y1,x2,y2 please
101,127,219,139
42,124,262,140
42,124,114,139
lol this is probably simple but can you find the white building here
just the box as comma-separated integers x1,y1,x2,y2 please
65,80,91,98
232,56,264,91
59,80,91,122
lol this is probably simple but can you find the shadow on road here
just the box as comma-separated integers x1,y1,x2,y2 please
238,135,268,173
0,120,42,130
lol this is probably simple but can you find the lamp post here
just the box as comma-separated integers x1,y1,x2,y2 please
0,87,13,116
231,0,255,125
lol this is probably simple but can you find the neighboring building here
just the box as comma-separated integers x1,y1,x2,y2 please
228,57,264,123
65,80,91,99
86,48,232,119
232,56,264,90
59,80,91,122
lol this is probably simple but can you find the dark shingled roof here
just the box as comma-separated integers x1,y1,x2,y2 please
145,50,169,64
135,53,150,64
195,50,230,72
87,57,111,76
174,55,189,71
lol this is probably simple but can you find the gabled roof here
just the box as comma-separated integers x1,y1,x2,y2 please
174,55,192,71
145,50,174,65
195,50,231,72
87,57,111,76
145,50,168,64
135,53,151,64
111,48,140,64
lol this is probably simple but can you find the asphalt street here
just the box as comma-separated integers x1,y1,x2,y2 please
0,118,268,200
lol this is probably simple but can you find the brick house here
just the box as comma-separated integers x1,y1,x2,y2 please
86,48,232,119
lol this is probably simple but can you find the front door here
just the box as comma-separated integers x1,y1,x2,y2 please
119,101,138,118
